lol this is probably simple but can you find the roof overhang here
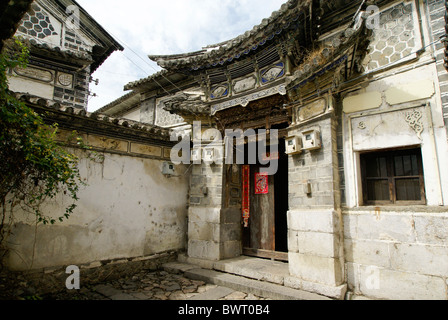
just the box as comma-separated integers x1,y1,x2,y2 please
0,0,34,50
53,0,124,72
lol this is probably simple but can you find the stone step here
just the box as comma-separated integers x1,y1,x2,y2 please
162,262,331,301
187,286,235,300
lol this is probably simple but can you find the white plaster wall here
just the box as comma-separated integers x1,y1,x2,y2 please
7,75,54,100
342,63,448,207
341,62,448,299
120,108,141,122
6,149,189,271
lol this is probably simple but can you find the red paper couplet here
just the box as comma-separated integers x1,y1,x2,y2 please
242,165,250,228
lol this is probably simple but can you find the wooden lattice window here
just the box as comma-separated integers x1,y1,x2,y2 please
360,147,426,205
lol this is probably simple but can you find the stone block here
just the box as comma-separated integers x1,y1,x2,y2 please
389,243,448,277
188,240,221,261
355,212,416,243
316,166,334,179
220,223,241,242
188,221,219,242
343,214,357,239
188,207,221,224
413,214,448,245
344,239,391,268
288,209,341,233
288,230,300,253
284,276,347,300
296,231,341,258
222,241,242,259
289,252,344,286
356,264,447,300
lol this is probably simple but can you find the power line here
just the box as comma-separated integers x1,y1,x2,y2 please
101,28,188,95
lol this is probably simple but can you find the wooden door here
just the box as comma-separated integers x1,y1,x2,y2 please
244,165,276,252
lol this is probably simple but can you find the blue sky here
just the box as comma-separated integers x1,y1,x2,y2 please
76,0,286,112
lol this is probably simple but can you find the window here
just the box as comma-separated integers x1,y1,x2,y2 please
360,148,426,205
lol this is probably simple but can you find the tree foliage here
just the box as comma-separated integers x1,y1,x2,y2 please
0,38,85,249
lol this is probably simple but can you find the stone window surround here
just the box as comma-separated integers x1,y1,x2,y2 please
343,102,445,208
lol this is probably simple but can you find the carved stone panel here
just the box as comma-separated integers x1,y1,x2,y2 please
351,107,426,151
57,72,74,87
14,67,54,83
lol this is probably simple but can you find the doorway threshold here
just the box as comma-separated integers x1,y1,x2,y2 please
170,254,332,300
243,248,289,262
179,254,290,286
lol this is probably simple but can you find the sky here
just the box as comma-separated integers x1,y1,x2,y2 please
75,0,287,112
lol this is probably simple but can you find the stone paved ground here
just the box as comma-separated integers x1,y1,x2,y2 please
40,269,270,301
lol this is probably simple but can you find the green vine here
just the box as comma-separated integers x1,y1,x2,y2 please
0,38,87,266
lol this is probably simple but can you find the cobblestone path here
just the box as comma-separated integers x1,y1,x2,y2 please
41,269,270,301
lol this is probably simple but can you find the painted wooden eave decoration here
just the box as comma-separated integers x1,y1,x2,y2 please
286,15,373,102
163,95,211,118
160,19,372,122
147,0,313,72
14,92,174,143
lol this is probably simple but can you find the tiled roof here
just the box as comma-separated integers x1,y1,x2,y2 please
124,69,170,91
15,92,173,141
28,39,94,64
95,90,140,115
59,0,124,72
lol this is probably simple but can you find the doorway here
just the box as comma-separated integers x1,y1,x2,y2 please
242,136,289,261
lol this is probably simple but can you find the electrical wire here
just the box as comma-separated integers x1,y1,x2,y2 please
64,13,209,120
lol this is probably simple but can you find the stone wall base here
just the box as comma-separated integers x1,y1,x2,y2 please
284,275,347,300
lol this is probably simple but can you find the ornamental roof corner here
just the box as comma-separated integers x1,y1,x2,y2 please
148,0,311,72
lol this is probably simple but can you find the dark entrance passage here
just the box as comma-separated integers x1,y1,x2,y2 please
242,136,289,261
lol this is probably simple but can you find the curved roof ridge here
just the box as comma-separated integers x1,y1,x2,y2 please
148,0,309,69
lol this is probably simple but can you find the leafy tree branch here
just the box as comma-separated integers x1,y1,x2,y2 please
0,38,86,266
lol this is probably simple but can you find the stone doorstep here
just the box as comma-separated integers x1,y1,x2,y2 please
162,262,332,301
187,286,235,300
175,255,347,299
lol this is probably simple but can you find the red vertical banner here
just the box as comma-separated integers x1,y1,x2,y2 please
242,165,250,228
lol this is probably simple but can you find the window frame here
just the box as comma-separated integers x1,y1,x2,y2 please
360,147,426,206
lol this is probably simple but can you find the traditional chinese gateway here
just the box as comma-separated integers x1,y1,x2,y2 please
4,0,448,300
100,0,448,300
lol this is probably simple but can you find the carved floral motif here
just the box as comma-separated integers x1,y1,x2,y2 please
404,109,424,140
